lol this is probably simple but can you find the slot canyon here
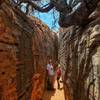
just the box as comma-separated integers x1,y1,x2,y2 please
0,1,100,100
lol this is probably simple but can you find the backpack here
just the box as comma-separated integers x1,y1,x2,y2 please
57,68,61,77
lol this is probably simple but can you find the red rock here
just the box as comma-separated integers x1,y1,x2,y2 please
0,2,58,100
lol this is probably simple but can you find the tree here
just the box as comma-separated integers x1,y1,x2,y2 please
3,0,100,27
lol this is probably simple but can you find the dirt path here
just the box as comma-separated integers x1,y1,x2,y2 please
43,79,65,100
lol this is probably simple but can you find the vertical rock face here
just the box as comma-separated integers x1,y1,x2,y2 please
0,2,58,100
59,7,100,100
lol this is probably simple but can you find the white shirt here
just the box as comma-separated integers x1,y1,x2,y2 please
47,64,54,76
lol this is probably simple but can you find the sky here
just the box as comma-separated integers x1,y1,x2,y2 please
33,10,60,32
21,2,60,32
32,0,81,32
19,0,81,32
21,1,60,32
32,0,60,32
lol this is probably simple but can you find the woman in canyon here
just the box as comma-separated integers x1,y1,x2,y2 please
46,59,55,90
56,64,62,89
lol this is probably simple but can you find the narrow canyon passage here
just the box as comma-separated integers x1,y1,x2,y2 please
43,78,65,100
0,1,100,100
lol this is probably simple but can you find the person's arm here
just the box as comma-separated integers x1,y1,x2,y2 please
46,64,49,75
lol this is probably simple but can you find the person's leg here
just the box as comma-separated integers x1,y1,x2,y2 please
50,76,55,90
57,77,60,89
48,76,52,89
47,77,51,90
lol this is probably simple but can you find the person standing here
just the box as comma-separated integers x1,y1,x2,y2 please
56,64,61,89
46,59,55,90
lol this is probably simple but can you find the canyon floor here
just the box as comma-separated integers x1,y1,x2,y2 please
43,78,65,100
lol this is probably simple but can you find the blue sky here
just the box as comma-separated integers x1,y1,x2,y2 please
21,1,60,32
20,0,81,32
33,0,60,32
34,10,60,32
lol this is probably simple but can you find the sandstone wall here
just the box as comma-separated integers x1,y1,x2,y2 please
59,9,100,100
0,2,57,100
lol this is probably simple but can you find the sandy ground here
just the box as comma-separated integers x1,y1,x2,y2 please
43,78,65,100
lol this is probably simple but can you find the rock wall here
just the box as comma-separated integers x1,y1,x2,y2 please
0,2,57,100
59,7,100,100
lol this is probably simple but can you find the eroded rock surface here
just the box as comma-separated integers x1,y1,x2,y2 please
0,2,58,100
59,7,100,100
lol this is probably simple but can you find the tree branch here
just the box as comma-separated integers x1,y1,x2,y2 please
16,0,54,13
30,2,54,12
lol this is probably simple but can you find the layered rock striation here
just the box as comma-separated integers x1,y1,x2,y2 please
0,2,58,100
59,6,100,100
